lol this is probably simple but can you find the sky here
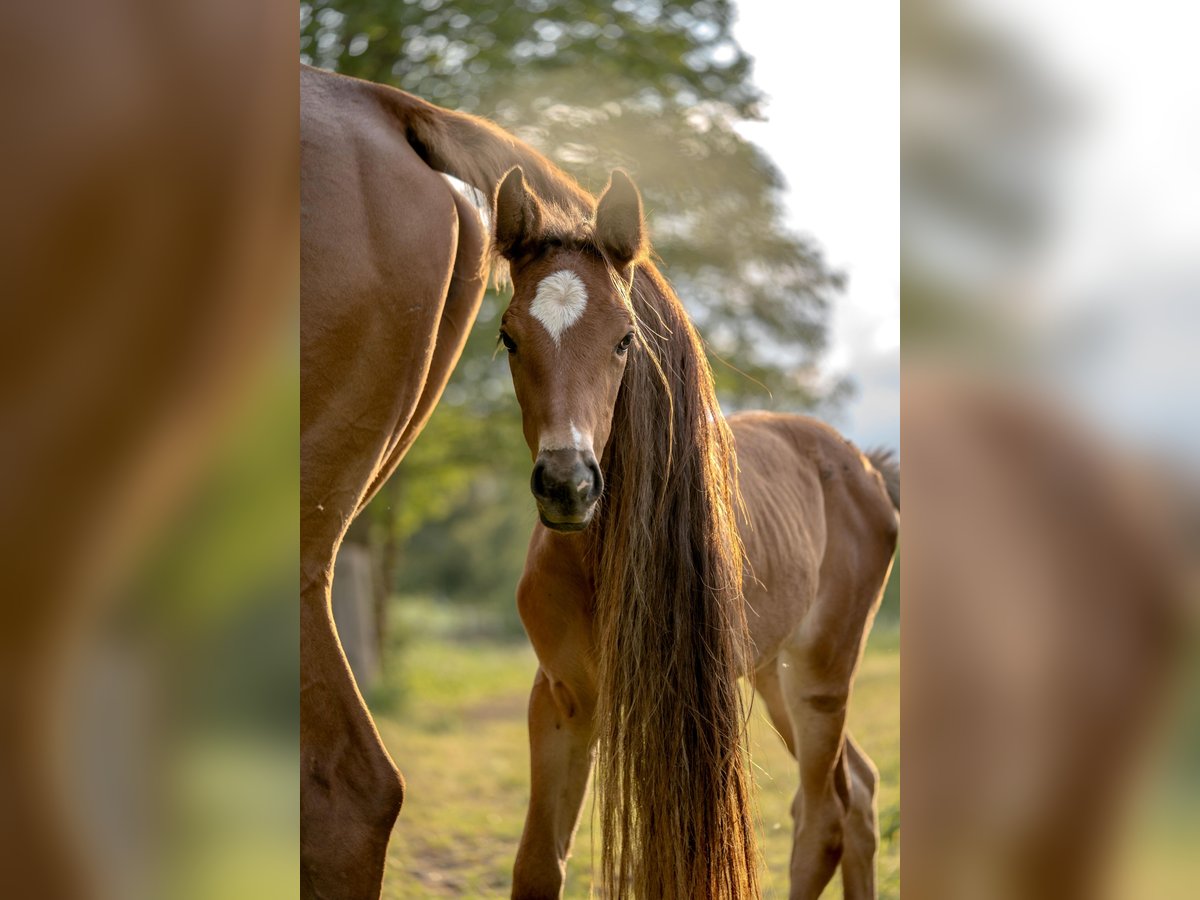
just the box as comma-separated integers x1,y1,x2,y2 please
732,1,899,451
992,0,1200,461
730,1,1196,462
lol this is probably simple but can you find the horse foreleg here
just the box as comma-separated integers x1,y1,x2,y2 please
512,667,595,900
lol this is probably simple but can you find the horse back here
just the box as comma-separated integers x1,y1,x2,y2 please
730,411,898,665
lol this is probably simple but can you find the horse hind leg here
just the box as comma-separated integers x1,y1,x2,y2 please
387,186,486,462
758,668,878,899
775,647,853,900
300,585,405,899
356,184,487,513
753,661,797,758
839,733,879,900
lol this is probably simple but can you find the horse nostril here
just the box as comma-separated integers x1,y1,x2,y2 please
531,460,549,498
532,450,601,510
585,457,603,500
568,460,594,503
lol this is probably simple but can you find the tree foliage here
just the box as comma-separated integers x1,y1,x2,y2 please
301,1,851,609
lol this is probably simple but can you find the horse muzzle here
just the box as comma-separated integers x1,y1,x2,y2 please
531,448,603,531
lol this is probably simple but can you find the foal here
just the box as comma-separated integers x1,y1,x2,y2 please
495,167,899,899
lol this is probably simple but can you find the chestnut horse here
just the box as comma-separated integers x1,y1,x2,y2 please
493,167,900,899
300,66,593,897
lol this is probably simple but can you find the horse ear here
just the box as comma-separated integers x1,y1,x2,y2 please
595,169,646,269
494,167,543,260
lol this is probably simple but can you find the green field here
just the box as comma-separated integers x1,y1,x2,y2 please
377,602,900,899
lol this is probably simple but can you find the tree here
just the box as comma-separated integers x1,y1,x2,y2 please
301,1,851,613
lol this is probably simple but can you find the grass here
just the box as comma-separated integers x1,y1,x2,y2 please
377,600,899,898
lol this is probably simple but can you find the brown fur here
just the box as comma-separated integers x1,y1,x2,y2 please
368,74,593,223
300,65,593,898
587,263,759,898
593,169,649,268
301,67,899,899
495,169,757,897
499,174,899,900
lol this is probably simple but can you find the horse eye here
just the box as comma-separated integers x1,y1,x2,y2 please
615,331,635,354
499,330,517,353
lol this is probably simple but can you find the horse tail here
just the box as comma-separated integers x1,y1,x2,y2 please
364,77,593,219
867,446,900,511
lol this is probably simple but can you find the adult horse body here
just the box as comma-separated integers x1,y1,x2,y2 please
300,66,590,898
494,168,899,899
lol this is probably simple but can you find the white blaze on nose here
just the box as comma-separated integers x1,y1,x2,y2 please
539,420,592,453
530,270,587,344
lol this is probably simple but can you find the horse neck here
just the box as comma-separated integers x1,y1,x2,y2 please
581,261,757,898
584,262,732,577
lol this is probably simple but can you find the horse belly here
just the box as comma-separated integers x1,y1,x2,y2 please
729,416,828,669
738,488,823,669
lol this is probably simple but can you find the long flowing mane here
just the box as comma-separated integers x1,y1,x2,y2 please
586,262,759,898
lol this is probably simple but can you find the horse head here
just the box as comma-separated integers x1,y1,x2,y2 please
493,166,647,532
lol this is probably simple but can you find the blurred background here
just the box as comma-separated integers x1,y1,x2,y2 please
299,0,898,667
0,3,297,898
301,1,900,896
9,0,1196,897
902,0,1199,897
